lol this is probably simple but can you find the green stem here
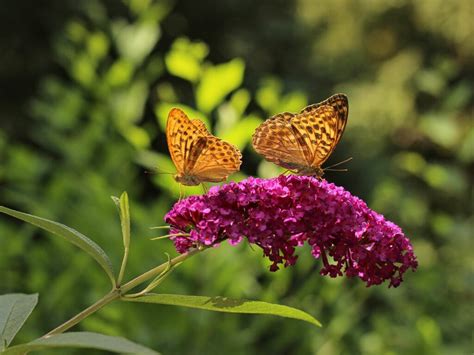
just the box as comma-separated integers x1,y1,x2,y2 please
117,246,129,286
120,248,203,293
43,289,119,337
42,248,204,337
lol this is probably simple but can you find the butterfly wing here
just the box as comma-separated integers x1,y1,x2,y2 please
253,94,349,171
166,108,207,176
301,93,348,148
187,136,242,182
291,105,339,167
166,108,241,183
252,112,312,170
191,119,211,135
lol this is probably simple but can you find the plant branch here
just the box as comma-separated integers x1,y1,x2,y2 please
120,248,203,294
43,289,119,337
42,248,205,337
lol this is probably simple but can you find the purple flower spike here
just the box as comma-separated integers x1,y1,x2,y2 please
165,176,418,287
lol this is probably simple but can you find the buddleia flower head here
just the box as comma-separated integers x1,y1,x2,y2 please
165,175,418,287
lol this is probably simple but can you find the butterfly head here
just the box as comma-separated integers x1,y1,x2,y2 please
296,166,324,179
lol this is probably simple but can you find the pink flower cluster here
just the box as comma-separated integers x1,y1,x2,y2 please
165,176,418,287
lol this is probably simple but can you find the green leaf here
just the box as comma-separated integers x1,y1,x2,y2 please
229,89,251,117
165,37,209,83
2,332,159,354
274,91,308,115
0,294,38,349
112,20,160,65
218,115,263,151
105,59,134,87
111,80,149,125
256,77,282,113
419,113,460,149
115,192,131,286
0,206,115,286
196,58,245,113
125,294,321,327
120,125,151,149
118,192,131,249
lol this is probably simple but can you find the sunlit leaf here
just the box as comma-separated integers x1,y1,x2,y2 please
415,69,446,96
218,115,263,150
423,163,466,194
0,294,38,348
71,54,97,87
393,152,427,176
419,113,460,149
125,293,321,327
165,37,209,83
113,20,160,65
105,59,134,87
0,207,115,286
2,332,159,355
196,58,245,113
229,89,251,117
86,31,109,61
120,125,151,149
256,77,282,113
275,91,308,114
111,80,148,125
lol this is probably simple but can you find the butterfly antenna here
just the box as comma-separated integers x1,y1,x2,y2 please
145,167,175,176
323,157,353,170
324,168,349,172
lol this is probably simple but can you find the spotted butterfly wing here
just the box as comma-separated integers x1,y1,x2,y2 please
251,112,310,170
166,108,242,185
300,93,348,149
252,93,348,177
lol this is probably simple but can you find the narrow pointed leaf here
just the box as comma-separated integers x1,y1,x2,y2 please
0,294,38,349
1,332,159,354
125,293,321,327
119,192,130,249
0,206,115,286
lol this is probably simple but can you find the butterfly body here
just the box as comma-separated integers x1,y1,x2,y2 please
174,173,204,186
252,94,348,178
166,108,242,186
294,165,325,177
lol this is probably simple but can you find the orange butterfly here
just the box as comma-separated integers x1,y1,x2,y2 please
252,94,349,178
166,108,242,186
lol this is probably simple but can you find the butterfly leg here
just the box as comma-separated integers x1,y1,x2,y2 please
281,169,297,176
178,183,183,202
201,183,208,194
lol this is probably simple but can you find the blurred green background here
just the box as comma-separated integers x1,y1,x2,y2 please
0,0,472,354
